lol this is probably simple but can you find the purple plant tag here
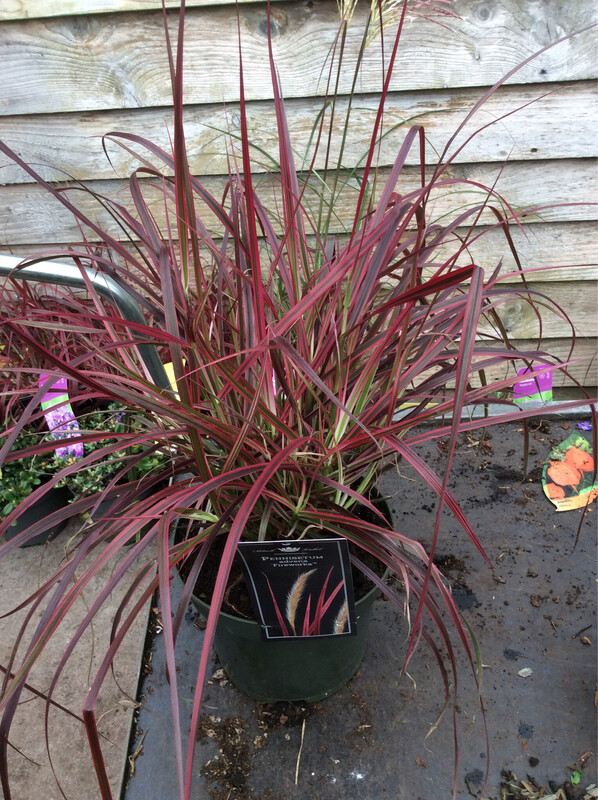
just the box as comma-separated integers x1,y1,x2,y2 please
513,365,553,405
39,375,83,459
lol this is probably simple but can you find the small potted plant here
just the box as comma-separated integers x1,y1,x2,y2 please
0,423,73,545
0,401,170,545
0,2,594,798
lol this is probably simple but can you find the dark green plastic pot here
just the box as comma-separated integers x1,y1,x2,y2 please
3,484,71,546
88,481,168,539
192,580,381,703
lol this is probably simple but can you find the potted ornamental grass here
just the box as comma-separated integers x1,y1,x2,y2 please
0,1,595,798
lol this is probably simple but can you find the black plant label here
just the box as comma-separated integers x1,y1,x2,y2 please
236,539,357,641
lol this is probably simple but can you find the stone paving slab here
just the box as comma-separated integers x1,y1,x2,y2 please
0,522,149,800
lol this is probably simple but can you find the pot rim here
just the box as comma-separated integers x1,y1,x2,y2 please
189,568,388,629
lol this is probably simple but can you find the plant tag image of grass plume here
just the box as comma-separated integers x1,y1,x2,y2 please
38,375,83,460
542,433,598,511
237,539,356,640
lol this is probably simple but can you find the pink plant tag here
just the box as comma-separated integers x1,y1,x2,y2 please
513,365,553,405
39,375,83,459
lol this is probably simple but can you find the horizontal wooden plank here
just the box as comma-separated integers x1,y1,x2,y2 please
0,1,595,116
0,0,275,22
425,338,597,391
477,281,597,339
1,81,596,185
470,337,598,390
437,221,598,284
15,219,598,284
0,159,595,247
4,221,597,284
553,387,597,400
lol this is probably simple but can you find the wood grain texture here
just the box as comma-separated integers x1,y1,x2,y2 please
477,280,597,339
5,221,596,285
425,338,597,391
4,222,597,284
436,221,598,284
1,159,595,247
469,337,597,390
0,0,270,22
1,1,595,116
1,0,595,388
2,82,596,185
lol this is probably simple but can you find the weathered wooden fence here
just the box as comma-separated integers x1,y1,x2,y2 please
0,0,596,393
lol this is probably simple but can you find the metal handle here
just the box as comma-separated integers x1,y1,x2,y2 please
0,254,171,391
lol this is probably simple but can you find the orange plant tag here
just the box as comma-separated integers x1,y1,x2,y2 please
542,433,597,511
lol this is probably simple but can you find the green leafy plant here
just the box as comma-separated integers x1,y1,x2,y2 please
55,406,170,501
0,426,57,520
0,404,169,523
0,2,595,799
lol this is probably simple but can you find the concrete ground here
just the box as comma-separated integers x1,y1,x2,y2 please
0,523,149,800
124,417,597,800
1,417,596,799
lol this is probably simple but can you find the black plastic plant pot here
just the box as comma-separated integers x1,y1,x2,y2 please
89,482,167,540
3,484,71,546
191,581,381,703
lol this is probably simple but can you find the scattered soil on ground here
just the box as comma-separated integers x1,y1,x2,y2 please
499,767,595,799
256,701,312,730
196,701,317,800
